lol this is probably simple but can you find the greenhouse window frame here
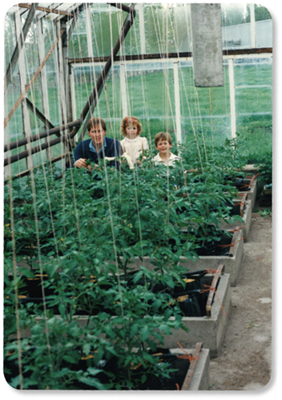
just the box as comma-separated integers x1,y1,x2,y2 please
70,50,272,143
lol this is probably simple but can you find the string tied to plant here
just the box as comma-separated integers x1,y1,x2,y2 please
217,235,246,249
203,268,222,275
245,172,260,180
228,225,246,233
176,342,199,362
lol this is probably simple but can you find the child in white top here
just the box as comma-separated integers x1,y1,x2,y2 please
153,132,180,166
120,116,149,165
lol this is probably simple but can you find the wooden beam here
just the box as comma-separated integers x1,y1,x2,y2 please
181,342,203,390
4,3,38,93
4,28,66,129
67,47,273,64
14,8,33,171
18,3,74,17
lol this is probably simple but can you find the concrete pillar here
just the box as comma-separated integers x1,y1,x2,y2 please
190,4,224,87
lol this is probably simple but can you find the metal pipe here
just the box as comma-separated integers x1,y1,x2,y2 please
108,3,136,14
4,152,71,182
4,120,82,153
4,134,69,167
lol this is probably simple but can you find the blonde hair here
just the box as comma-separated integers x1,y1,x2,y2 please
121,116,142,137
87,117,106,132
154,132,172,147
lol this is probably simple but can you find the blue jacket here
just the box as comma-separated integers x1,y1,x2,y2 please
72,137,123,168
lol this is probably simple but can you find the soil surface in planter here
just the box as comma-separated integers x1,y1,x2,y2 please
209,209,272,391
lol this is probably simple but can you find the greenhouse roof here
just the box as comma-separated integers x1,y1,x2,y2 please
6,3,85,21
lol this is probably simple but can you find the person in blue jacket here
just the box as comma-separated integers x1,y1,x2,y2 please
72,117,122,170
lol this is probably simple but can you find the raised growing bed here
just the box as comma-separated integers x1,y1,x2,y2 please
236,174,258,210
4,340,209,390
126,229,244,287
13,265,230,359
159,265,231,358
72,266,230,358
219,195,252,241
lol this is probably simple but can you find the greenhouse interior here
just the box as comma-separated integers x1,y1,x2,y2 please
3,2,272,391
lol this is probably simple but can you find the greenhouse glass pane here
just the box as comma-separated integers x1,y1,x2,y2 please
179,61,230,143
255,20,272,48
5,70,23,142
93,66,122,140
73,64,122,140
4,12,16,70
144,4,177,54
234,58,272,117
170,3,192,52
32,138,48,166
91,4,125,57
124,62,176,144
234,58,272,86
236,86,272,114
47,72,60,127
221,3,250,49
236,114,272,163
123,6,141,55
68,8,89,58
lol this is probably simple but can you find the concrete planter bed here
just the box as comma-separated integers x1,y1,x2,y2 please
5,338,209,390
126,229,244,287
69,266,230,358
170,343,210,390
219,195,252,241
15,266,230,359
236,174,258,210
160,266,231,358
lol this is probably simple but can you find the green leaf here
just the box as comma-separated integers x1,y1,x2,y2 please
141,326,149,342
63,355,77,364
78,376,105,390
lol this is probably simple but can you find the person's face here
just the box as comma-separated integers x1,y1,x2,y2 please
88,124,106,145
155,139,172,155
125,123,138,139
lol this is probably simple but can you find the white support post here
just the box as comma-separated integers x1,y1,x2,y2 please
85,4,94,58
56,21,68,169
70,65,77,123
250,3,256,49
138,3,146,55
120,63,128,118
15,9,33,171
37,18,52,160
228,58,236,139
173,61,182,144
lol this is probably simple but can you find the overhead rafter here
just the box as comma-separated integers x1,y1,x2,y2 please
18,3,75,18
